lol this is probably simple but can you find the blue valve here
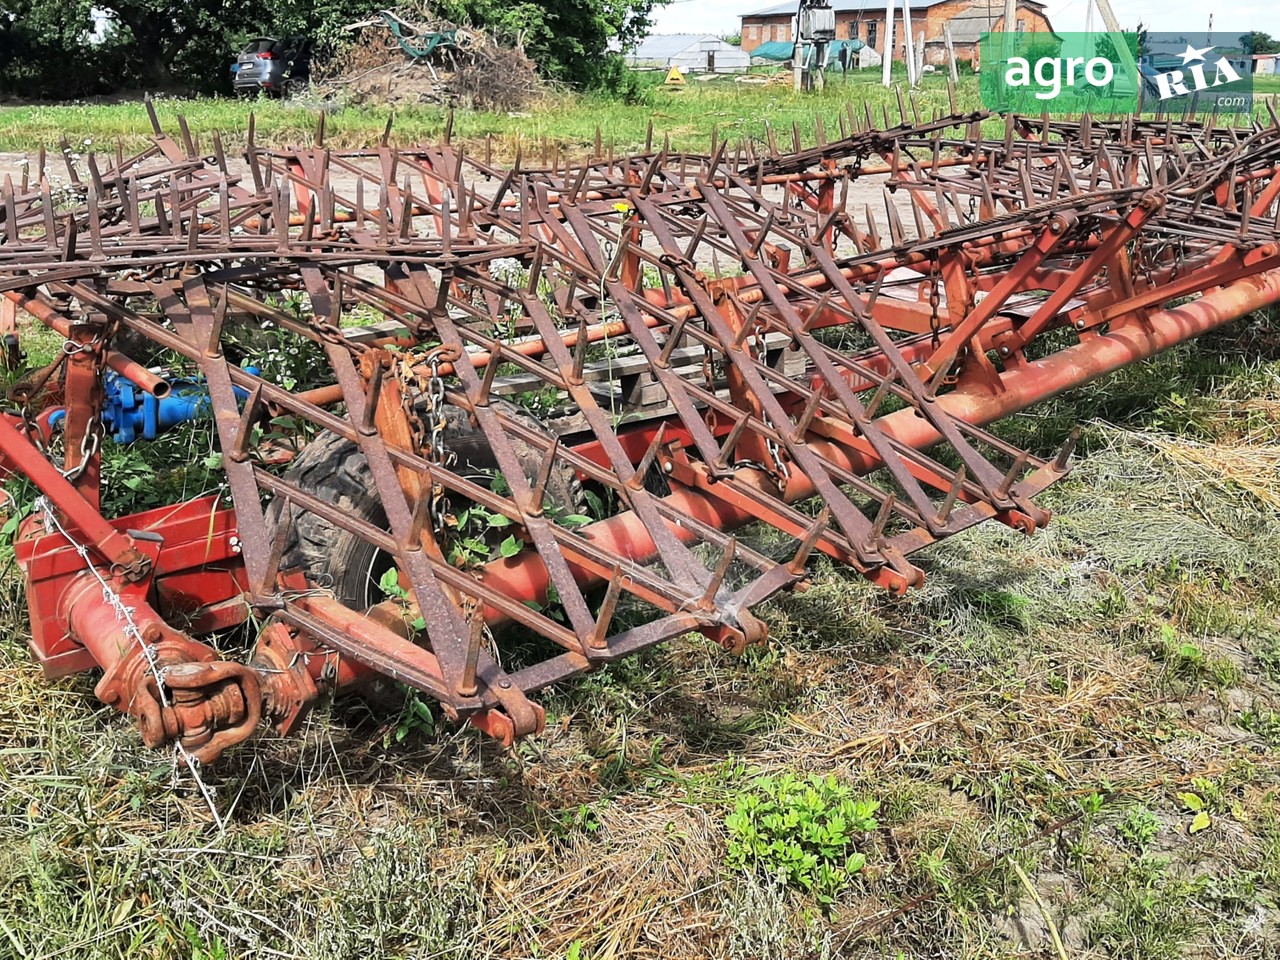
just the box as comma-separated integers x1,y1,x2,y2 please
49,368,258,443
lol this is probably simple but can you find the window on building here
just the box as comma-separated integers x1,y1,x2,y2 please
868,20,878,49
1017,18,1026,32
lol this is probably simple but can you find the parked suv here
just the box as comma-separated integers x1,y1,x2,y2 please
232,36,312,97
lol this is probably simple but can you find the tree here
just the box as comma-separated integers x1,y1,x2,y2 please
1093,23,1147,63
0,0,104,97
1240,31,1280,56
431,0,666,87
1,0,665,97
93,0,376,89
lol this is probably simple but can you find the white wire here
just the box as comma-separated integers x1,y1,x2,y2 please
34,497,226,829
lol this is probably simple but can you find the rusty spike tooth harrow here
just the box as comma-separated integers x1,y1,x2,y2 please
2,102,1280,761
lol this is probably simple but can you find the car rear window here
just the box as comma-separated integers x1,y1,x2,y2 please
240,39,277,55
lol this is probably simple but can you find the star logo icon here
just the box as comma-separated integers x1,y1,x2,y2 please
1180,43,1214,64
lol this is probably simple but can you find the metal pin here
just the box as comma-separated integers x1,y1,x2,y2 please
457,611,484,698
569,317,590,384
528,437,562,515
228,382,263,463
699,537,737,607
568,163,589,203
359,360,386,435
747,211,774,260
789,387,824,441
685,214,709,261
257,498,295,599
715,411,752,467
786,507,830,575
996,450,1029,498
733,300,763,348
864,493,896,552
863,372,896,420
525,247,544,295
626,425,667,491
802,291,832,334
1053,427,1080,472
934,466,967,526
588,568,623,651
144,96,163,136
406,473,436,550
473,345,503,407
204,286,228,357
656,316,689,367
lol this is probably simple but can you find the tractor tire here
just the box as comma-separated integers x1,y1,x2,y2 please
270,402,582,610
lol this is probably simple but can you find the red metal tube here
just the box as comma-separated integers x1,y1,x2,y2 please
3,291,170,398
476,267,1280,619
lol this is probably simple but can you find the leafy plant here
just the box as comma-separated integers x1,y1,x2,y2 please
1238,707,1280,746
725,773,879,904
1151,624,1240,688
1117,807,1161,852
387,690,435,745
551,804,602,839
1176,790,1212,835
377,567,426,632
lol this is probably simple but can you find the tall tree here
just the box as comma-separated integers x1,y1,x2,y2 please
1240,31,1280,56
2,0,666,97
0,0,98,96
431,0,665,86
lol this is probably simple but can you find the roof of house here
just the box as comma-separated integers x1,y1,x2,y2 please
627,34,736,58
744,0,1043,17
751,38,866,60
745,0,950,17
918,2,1053,43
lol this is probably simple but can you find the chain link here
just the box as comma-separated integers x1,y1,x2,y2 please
60,316,116,481
9,351,69,455
417,349,454,535
927,255,942,350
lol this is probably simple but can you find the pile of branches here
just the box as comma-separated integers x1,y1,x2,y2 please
314,7,543,112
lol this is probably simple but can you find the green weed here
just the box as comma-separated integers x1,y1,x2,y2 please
725,772,878,904
1090,856,1206,960
1116,807,1161,852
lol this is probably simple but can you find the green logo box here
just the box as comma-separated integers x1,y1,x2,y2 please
978,32,1254,115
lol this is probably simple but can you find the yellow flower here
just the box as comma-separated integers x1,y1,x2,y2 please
612,201,632,213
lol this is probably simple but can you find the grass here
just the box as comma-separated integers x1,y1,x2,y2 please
4,69,1280,157
2,86,1280,959
0,316,1277,958
0,72,958,156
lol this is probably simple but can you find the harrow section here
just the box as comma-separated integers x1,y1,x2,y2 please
2,98,1280,762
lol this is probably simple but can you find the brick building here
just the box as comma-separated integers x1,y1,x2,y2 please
740,0,1055,67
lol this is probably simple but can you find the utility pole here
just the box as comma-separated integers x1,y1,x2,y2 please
882,0,895,86
943,21,959,81
1091,0,1141,106
1002,0,1017,73
901,0,917,86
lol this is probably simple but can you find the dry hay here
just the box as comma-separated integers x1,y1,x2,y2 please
314,8,543,112
464,798,724,958
1129,428,1280,513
